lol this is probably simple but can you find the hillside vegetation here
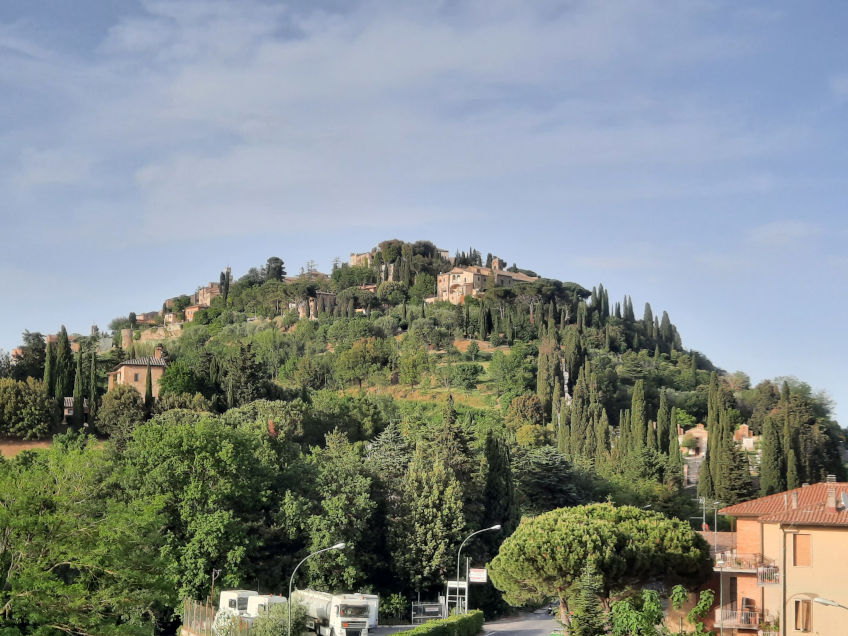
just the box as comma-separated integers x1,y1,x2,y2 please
0,239,843,635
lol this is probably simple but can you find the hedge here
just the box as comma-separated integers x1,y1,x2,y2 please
398,610,484,636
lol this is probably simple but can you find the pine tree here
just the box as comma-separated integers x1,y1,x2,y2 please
144,363,153,417
630,380,647,449
72,352,84,427
656,390,670,454
569,563,607,636
759,417,784,496
391,446,466,592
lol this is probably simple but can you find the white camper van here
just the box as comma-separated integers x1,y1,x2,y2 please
292,590,373,636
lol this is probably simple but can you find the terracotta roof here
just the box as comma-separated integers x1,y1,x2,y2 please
63,397,89,408
720,483,848,527
112,356,167,370
442,266,538,282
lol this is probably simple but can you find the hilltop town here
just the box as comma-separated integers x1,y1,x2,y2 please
1,238,846,636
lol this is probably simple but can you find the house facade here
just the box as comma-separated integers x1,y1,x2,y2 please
197,282,221,307
709,481,848,635
435,264,538,304
107,345,167,398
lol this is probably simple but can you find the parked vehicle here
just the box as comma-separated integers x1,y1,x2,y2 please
292,589,374,636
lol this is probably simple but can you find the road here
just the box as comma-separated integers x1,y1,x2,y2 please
371,611,561,636
484,611,560,636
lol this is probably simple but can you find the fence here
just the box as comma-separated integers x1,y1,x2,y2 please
182,598,251,636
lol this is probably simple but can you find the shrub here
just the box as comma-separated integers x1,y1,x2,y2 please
398,610,484,636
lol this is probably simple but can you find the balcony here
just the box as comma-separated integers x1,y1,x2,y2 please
714,608,762,630
714,550,769,572
756,564,780,585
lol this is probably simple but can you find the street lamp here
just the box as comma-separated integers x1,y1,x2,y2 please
814,597,848,611
288,542,346,636
456,525,501,614
716,560,725,636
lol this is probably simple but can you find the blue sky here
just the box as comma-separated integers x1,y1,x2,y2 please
1,1,846,422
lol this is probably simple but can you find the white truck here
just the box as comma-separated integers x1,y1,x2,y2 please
292,590,374,636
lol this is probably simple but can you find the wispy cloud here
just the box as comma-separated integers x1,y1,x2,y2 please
0,0,802,244
748,220,822,248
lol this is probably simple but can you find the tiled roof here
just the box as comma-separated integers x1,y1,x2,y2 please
62,397,89,408
758,506,848,527
720,483,848,527
113,356,167,370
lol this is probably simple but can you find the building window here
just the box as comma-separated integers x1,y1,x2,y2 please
133,373,140,382
793,534,811,567
794,599,811,632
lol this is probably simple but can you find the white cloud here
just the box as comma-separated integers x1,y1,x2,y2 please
0,0,808,245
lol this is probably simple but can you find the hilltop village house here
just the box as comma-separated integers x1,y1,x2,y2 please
435,258,538,304
62,397,88,424
107,344,167,398
703,480,848,635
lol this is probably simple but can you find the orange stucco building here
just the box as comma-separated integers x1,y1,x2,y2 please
709,481,848,635
107,345,167,398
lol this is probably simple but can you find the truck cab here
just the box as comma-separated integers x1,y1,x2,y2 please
335,600,370,636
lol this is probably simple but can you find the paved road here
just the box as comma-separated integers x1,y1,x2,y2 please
484,611,560,636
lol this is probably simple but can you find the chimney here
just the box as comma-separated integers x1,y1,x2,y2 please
826,486,837,511
783,492,788,510
154,344,164,360
791,491,798,509
826,474,837,483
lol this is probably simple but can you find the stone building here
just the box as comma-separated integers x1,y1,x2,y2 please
107,344,167,398
435,262,538,304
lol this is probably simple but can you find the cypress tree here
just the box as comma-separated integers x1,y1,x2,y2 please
646,420,657,450
552,379,563,427
482,431,519,538
43,342,56,397
784,417,800,490
54,326,73,400
72,352,84,427
569,366,590,458
697,449,715,500
88,351,98,425
630,380,647,449
716,410,753,504
667,427,684,488
595,409,610,466
144,363,153,417
759,417,784,496
656,390,670,454
642,302,653,327
619,409,631,455
463,303,469,337
660,311,673,345
707,372,722,483
478,306,488,341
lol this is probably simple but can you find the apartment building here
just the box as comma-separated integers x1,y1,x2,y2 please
710,481,848,635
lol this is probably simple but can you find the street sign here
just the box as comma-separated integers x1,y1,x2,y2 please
468,568,487,583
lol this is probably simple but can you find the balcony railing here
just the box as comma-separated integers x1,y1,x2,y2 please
757,564,780,585
714,550,775,572
714,608,761,629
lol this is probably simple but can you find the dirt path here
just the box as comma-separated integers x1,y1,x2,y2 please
0,439,52,457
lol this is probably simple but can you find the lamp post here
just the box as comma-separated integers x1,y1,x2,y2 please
210,568,221,606
456,525,501,614
288,543,346,636
716,560,725,636
712,501,722,557
814,597,848,611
